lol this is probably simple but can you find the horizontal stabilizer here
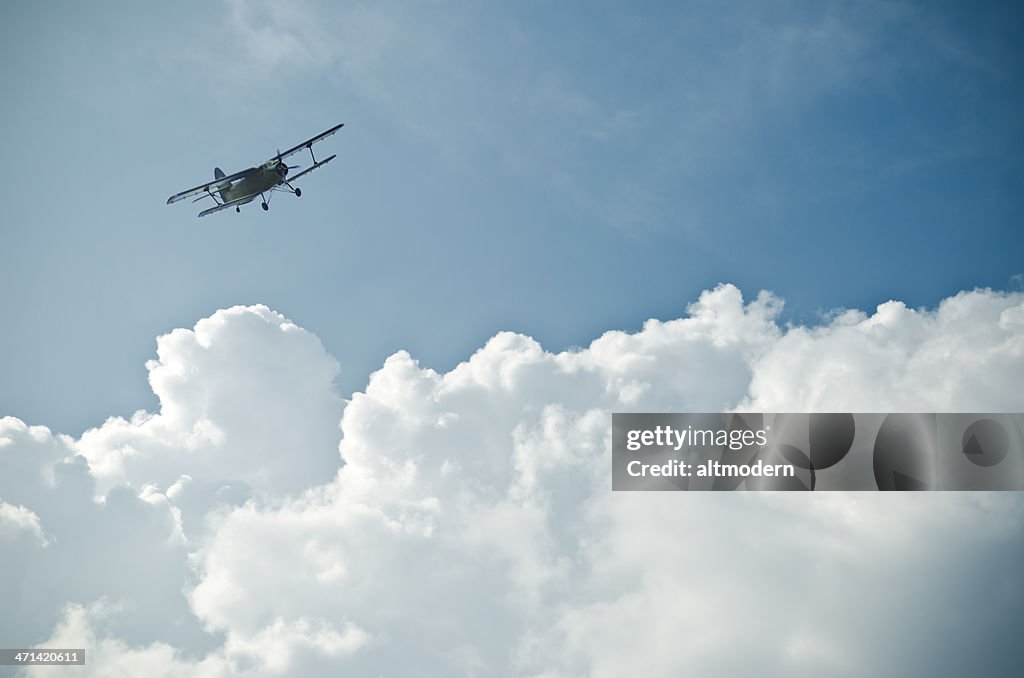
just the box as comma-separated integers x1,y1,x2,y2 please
167,166,258,204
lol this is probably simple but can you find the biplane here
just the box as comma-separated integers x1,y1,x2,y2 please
166,123,344,217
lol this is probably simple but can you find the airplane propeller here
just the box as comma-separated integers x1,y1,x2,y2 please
274,149,299,176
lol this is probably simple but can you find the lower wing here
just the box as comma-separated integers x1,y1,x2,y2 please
198,195,256,218
289,154,337,182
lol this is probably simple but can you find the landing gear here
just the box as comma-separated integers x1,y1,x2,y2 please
236,206,240,213
261,202,269,211
294,187,302,198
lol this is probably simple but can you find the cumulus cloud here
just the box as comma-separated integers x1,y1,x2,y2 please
2,284,1023,676
0,418,203,657
0,501,49,547
76,304,343,501
27,602,369,678
745,289,1024,411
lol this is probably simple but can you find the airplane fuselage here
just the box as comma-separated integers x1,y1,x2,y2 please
218,162,288,205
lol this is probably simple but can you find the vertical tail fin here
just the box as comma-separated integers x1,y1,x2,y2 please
214,168,229,201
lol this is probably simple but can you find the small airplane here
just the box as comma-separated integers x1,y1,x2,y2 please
166,123,344,217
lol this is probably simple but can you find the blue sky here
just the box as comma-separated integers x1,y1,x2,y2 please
2,0,1022,434
2,4,1024,674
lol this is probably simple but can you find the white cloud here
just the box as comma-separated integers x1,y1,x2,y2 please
744,288,1024,411
0,500,49,547
76,304,343,501
0,419,201,657
23,602,366,678
223,0,337,73
3,284,1024,676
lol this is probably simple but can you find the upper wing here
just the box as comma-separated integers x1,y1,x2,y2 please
288,154,337,182
266,123,345,164
166,167,257,205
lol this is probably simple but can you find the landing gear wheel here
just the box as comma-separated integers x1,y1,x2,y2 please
261,202,269,211
235,206,240,213
294,188,302,197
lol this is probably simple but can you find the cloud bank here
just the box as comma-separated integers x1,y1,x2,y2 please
2,284,1023,676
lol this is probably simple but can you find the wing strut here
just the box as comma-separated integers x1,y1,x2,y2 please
266,122,344,164
289,154,336,183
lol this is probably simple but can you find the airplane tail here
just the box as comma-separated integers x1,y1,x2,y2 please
214,167,229,201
